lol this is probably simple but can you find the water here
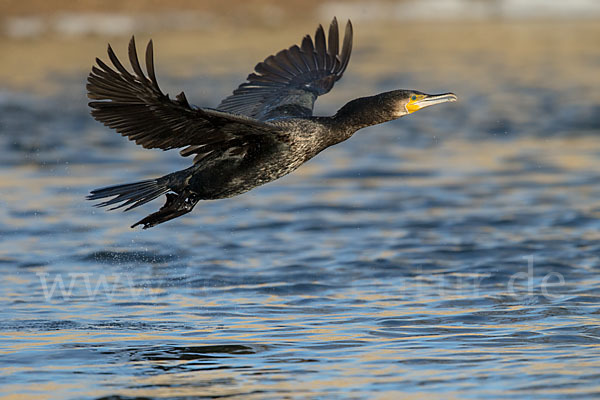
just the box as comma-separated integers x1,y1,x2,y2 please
1,19,600,399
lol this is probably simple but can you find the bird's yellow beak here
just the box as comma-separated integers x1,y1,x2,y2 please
406,92,457,114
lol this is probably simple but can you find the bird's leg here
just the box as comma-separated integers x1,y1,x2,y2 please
131,191,200,229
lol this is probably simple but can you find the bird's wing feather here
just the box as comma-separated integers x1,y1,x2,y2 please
217,18,353,121
87,37,284,164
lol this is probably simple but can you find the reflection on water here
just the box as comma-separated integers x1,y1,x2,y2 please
1,17,600,399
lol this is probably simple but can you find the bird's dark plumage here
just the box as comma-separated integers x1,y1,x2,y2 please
217,18,353,120
88,37,285,165
87,18,457,228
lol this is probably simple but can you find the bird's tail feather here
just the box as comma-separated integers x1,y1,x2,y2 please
87,179,170,211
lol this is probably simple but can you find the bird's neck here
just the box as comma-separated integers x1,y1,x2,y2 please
325,96,399,144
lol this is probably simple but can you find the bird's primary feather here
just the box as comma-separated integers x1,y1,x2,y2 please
87,37,285,164
217,17,353,120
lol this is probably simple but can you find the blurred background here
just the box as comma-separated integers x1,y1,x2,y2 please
1,1,600,399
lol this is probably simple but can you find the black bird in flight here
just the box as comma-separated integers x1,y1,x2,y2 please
87,18,457,228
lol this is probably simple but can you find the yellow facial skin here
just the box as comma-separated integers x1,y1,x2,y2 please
405,94,427,114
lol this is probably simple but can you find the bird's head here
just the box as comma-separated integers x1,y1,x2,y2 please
332,89,457,140
382,90,458,118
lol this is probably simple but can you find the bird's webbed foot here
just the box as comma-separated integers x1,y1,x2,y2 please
131,191,200,229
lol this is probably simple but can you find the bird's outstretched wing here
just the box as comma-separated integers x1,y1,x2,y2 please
87,37,284,163
217,17,353,121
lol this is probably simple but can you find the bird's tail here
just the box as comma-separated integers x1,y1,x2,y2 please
87,176,200,229
87,179,170,212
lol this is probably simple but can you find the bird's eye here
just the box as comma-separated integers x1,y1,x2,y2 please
411,95,417,101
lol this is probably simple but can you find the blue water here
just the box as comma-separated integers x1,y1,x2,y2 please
1,21,600,399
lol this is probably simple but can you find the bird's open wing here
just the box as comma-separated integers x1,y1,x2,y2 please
87,37,284,164
217,18,353,121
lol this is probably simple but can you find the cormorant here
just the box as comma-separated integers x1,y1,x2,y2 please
87,18,457,228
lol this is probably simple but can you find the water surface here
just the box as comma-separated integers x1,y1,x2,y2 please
1,19,600,399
